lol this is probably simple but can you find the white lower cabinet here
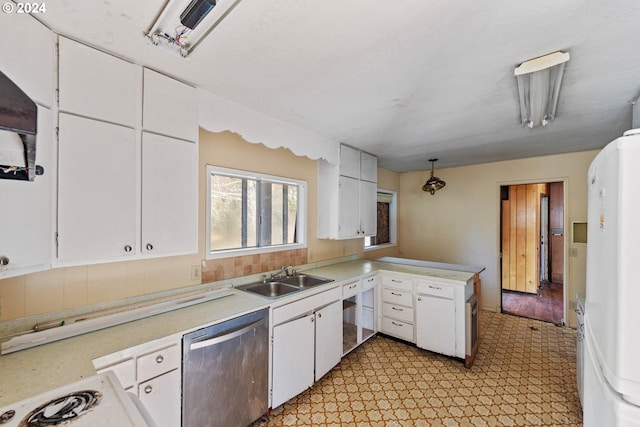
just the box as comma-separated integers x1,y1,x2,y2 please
93,340,181,427
416,292,456,357
138,369,181,427
380,275,415,343
315,301,343,381
271,287,342,408
272,313,315,408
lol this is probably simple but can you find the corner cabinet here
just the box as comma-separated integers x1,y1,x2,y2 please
56,38,198,265
318,144,377,239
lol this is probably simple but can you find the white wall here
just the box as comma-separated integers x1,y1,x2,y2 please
397,149,599,326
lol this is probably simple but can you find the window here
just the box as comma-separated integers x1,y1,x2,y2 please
206,166,307,258
365,190,397,249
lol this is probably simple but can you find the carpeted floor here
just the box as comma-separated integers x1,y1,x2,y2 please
252,311,582,426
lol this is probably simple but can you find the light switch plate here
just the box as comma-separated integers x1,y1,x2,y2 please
191,266,201,280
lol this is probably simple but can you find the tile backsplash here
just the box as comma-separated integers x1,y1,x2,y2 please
202,249,308,282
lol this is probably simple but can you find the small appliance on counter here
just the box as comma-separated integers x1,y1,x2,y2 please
0,371,156,426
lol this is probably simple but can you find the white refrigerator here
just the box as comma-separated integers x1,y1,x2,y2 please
584,129,640,426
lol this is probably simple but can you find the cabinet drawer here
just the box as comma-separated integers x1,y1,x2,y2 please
273,286,341,325
342,280,362,298
416,281,454,299
382,288,413,307
137,344,180,382
96,359,135,390
362,275,378,290
382,317,414,342
382,303,414,323
382,276,413,291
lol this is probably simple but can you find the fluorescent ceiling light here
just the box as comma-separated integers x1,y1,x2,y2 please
515,51,570,128
145,0,243,58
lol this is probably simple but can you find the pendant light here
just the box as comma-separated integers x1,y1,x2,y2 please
422,158,446,195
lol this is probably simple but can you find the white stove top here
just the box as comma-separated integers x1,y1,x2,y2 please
0,371,156,426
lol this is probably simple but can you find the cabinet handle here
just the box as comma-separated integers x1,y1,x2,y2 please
146,243,153,251
392,306,403,311
155,355,164,364
318,313,322,318
349,284,357,289
124,245,132,253
391,279,402,283
429,285,441,290
144,385,153,394
391,321,403,327
0,256,9,266
417,297,422,302
310,317,315,323
391,292,402,296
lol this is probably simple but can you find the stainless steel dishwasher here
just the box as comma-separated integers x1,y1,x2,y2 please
182,308,269,427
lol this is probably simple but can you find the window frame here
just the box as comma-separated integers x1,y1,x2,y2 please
206,165,307,260
364,189,397,251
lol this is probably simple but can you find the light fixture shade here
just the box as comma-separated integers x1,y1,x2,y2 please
515,51,570,128
422,159,446,195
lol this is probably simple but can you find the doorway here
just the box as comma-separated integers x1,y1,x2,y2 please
500,182,565,325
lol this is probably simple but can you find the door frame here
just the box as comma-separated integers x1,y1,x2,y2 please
497,177,568,325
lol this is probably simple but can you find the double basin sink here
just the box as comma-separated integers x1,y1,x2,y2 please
238,274,333,298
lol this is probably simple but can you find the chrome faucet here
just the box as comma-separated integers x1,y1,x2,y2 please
271,265,295,279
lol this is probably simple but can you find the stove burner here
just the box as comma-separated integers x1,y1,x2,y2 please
19,390,102,427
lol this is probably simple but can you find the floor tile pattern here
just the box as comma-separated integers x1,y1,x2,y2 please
253,311,582,426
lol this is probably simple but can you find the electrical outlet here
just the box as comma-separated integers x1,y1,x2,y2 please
191,266,201,281
570,247,578,257
569,300,577,311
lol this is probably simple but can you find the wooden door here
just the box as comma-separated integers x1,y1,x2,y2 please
501,184,547,293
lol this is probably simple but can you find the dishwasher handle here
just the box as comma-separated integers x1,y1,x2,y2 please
189,318,265,351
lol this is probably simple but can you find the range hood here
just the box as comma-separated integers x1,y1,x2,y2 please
0,70,40,181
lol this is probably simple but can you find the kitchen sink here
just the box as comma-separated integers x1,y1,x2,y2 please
279,274,333,288
241,281,300,298
238,274,333,298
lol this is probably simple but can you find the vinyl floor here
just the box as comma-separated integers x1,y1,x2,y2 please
252,311,582,427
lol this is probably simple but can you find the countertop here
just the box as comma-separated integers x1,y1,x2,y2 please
0,258,477,406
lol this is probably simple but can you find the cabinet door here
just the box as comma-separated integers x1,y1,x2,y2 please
360,151,377,183
338,175,360,238
0,12,55,107
359,180,377,236
315,301,342,381
0,107,53,278
416,295,456,357
339,145,360,178
58,37,138,127
272,314,315,408
138,369,181,427
141,133,197,256
143,69,198,141
57,114,137,263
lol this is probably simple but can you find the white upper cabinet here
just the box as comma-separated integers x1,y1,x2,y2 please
339,145,361,179
360,151,377,183
58,37,138,127
0,12,55,107
143,69,198,142
57,114,137,263
318,144,378,239
141,132,198,256
0,107,54,278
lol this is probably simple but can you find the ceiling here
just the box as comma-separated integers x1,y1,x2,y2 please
35,0,640,171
